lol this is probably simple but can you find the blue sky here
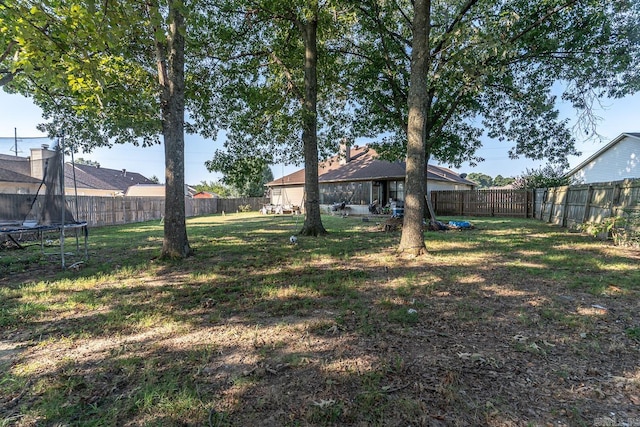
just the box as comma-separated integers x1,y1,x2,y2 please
1,90,639,184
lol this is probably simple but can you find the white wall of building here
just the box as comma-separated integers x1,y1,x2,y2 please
570,135,639,184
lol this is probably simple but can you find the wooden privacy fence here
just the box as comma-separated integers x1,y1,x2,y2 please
430,179,640,232
535,178,640,229
430,189,534,218
0,194,269,228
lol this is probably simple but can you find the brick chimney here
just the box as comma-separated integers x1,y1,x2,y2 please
30,145,55,180
339,141,351,165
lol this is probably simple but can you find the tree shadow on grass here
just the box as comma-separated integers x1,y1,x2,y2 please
1,214,639,425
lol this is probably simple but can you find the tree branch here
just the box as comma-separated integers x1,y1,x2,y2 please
430,0,481,58
269,52,304,101
509,0,579,44
1,40,16,62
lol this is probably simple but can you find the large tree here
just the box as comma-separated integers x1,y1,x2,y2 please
188,0,353,236
1,0,193,258
344,0,640,254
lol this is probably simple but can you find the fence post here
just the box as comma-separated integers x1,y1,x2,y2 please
562,186,570,227
610,183,621,217
582,185,594,224
549,188,559,224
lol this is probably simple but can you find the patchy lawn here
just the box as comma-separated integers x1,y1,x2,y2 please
1,213,639,426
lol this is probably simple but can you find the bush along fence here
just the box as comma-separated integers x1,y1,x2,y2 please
0,194,269,228
535,178,640,246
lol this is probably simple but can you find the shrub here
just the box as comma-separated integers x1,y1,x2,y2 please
582,202,640,247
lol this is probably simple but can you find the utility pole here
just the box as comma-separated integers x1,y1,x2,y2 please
14,127,18,156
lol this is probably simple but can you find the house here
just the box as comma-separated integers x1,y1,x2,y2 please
566,133,640,184
125,184,166,197
0,153,41,194
193,191,218,199
125,184,198,198
0,144,160,196
68,164,160,196
265,144,476,215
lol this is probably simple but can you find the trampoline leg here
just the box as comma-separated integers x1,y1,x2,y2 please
8,234,24,249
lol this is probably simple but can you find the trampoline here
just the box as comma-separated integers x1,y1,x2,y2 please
0,137,88,268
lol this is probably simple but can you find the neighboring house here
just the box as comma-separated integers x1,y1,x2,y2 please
0,144,159,196
566,132,640,184
193,191,218,199
265,144,475,215
68,164,159,196
0,153,41,194
125,184,166,197
126,184,196,197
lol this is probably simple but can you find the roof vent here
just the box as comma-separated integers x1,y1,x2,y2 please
122,169,126,176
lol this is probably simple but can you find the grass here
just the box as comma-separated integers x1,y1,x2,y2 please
1,213,639,426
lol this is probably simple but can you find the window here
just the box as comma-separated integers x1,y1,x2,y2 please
320,182,372,204
389,180,404,202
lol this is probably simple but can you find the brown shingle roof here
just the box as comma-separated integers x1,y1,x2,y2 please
65,164,155,192
0,149,154,192
0,167,41,184
267,145,475,187
0,154,32,177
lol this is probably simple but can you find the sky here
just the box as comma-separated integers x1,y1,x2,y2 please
1,90,639,184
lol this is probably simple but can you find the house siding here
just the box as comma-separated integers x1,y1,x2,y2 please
427,181,472,192
570,135,639,184
270,185,305,207
0,182,40,194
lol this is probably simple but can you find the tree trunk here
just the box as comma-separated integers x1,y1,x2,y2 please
299,14,327,237
160,1,192,259
398,0,429,256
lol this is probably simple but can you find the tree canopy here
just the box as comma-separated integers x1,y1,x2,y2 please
467,172,516,188
1,1,161,149
512,164,572,189
188,0,356,235
193,180,232,197
343,0,640,253
2,0,193,258
205,153,273,197
345,0,640,169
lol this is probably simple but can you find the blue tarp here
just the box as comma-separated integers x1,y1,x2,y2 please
448,221,472,229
